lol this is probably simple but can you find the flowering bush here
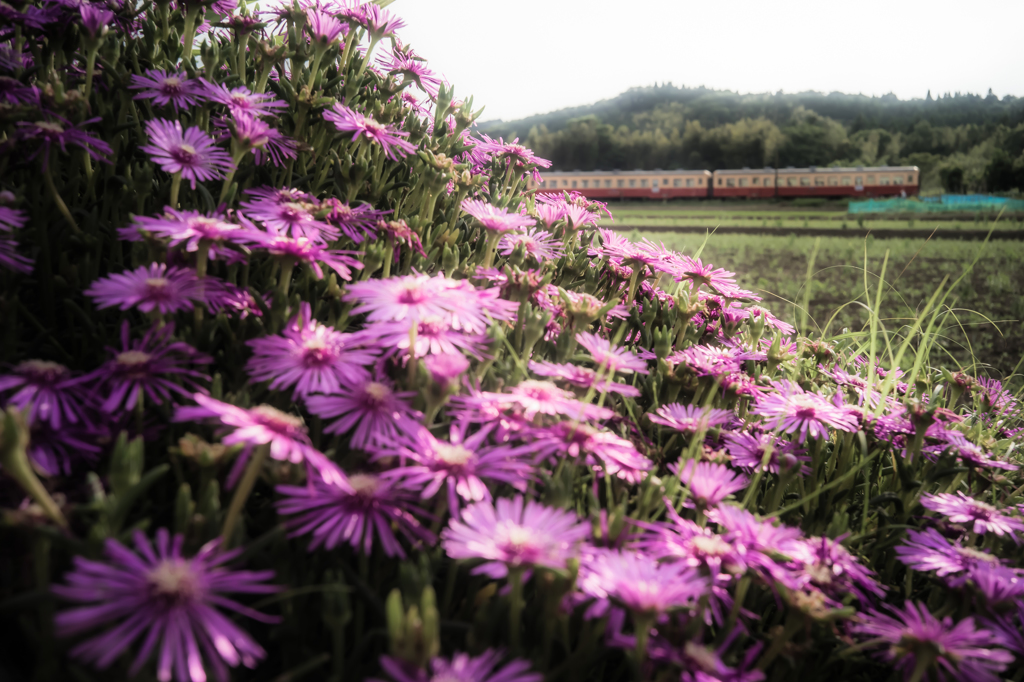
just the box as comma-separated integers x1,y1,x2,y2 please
1,2,1023,682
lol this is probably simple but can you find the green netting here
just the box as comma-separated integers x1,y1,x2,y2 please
848,194,1024,214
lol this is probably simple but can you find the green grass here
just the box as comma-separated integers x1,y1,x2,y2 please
633,231,1024,378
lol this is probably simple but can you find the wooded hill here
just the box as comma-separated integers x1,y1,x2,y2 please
479,84,1024,193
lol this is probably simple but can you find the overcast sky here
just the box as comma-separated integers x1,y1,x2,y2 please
394,0,1024,122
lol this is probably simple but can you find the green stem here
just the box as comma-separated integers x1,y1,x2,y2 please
193,240,210,334
180,5,202,68
481,230,500,268
169,172,182,209
306,44,326,92
84,48,99,101
508,568,524,652
43,165,81,235
220,443,270,548
632,613,655,681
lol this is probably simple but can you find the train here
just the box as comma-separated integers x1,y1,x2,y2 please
527,166,919,200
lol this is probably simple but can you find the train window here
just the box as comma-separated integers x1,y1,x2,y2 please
717,178,723,186
681,179,689,187
786,178,795,187
842,178,851,186
571,181,577,188
814,179,824,186
673,179,681,187
663,178,670,186
879,176,889,185
752,177,759,185
866,175,875,184
605,180,612,187
765,177,772,185
641,179,648,187
828,177,838,186
907,175,914,184
651,179,658,187
800,178,811,187
738,178,747,187
726,178,735,187
617,180,625,188
891,176,900,185
581,180,588,188
855,176,863,186
629,179,636,187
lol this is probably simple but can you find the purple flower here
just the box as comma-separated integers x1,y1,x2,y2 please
895,528,1002,577
530,422,652,484
85,264,209,314
920,492,1024,539
240,187,336,242
676,257,738,294
672,460,748,508
357,3,406,39
321,199,388,243
0,238,34,273
441,495,590,578
851,601,1013,682
91,321,210,414
216,112,298,167
461,199,536,234
78,4,113,38
53,529,278,682
0,360,94,429
249,233,362,281
667,345,746,377
575,332,649,375
752,380,859,442
722,430,808,475
28,419,103,476
246,303,377,398
497,228,564,262
422,352,470,389
139,119,234,189
377,422,534,513
649,404,733,434
577,548,708,617
371,317,491,359
476,380,614,422
129,70,207,110
276,472,433,557
128,208,250,252
528,361,640,397
175,394,344,486
0,76,40,106
204,82,287,118
324,104,417,160
305,7,346,45
304,374,420,450
380,47,441,98
374,650,542,682
16,116,112,170
344,273,516,334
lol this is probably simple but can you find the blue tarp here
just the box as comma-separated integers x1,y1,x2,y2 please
848,195,1024,214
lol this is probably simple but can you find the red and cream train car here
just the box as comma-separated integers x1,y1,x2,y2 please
532,170,712,199
529,166,919,200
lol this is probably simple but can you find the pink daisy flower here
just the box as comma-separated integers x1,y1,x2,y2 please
752,380,859,442
240,187,336,242
324,104,417,160
216,112,298,167
129,69,207,110
461,199,536,234
528,361,641,397
53,529,278,682
276,472,433,558
577,548,708,617
139,119,234,189
344,273,516,334
90,321,210,414
648,404,733,434
722,430,808,475
0,359,94,429
497,227,564,262
500,380,614,421
441,495,590,579
0,239,33,274
85,263,208,314
204,82,287,118
672,460,749,508
531,421,652,484
248,233,362,281
175,394,344,486
575,332,649,375
370,316,491,359
127,208,250,252
921,492,1024,538
246,303,378,399
378,422,534,514
375,650,542,682
304,375,420,450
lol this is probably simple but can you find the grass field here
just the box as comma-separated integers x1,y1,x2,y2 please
601,202,1024,231
631,230,1024,379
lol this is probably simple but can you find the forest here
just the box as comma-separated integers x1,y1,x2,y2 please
480,84,1024,193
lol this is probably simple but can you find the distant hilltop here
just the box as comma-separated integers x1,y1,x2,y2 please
478,84,1024,194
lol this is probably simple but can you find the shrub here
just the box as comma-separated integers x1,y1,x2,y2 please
1,3,1023,682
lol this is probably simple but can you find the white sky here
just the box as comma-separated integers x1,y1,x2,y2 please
394,0,1024,123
